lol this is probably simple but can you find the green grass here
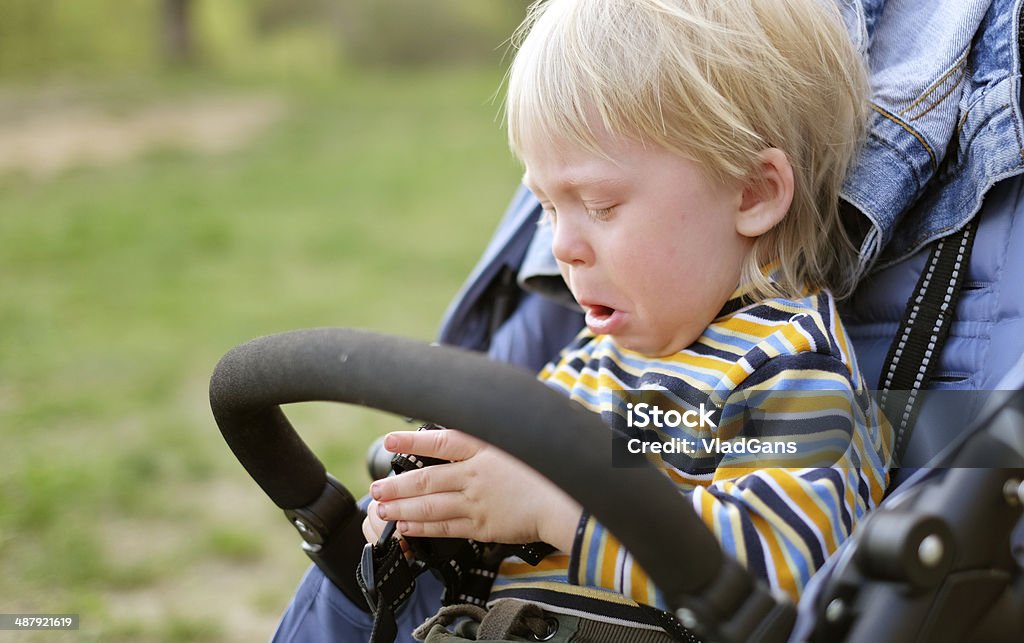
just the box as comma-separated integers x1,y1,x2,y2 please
0,66,521,640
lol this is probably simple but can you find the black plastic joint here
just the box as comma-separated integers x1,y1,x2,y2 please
283,473,359,547
672,557,795,643
856,512,954,588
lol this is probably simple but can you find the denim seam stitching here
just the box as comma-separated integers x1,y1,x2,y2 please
960,100,1017,153
869,103,938,171
864,131,925,189
913,65,966,121
901,48,970,120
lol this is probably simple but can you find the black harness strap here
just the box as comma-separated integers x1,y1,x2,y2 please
877,219,978,462
358,521,422,643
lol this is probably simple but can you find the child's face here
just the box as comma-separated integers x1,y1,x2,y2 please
521,128,754,357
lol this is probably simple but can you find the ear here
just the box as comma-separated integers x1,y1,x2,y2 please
735,148,794,238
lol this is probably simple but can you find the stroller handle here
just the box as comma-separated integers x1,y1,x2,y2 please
209,328,794,640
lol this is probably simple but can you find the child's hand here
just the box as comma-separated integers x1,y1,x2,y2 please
364,429,581,551
361,498,392,543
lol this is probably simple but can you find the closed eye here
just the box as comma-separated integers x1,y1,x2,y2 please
587,207,613,221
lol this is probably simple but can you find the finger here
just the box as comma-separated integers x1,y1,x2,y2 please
395,517,479,541
363,500,389,542
362,515,378,544
382,429,484,461
370,461,466,502
375,491,467,524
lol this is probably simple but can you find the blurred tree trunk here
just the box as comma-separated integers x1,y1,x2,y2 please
162,0,195,66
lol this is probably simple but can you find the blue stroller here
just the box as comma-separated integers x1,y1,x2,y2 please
210,1,1024,640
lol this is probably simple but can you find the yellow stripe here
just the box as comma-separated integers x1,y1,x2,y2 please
696,487,725,554
754,392,853,414
550,369,578,390
599,532,621,590
768,470,837,553
696,334,750,355
716,316,784,341
779,324,812,353
580,357,725,392
499,553,573,576
490,581,641,605
696,484,750,566
750,369,849,391
728,495,748,565
830,302,855,378
744,499,800,599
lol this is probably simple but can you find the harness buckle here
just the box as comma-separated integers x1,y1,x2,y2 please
359,542,378,608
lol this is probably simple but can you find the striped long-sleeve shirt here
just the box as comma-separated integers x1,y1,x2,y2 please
489,289,892,623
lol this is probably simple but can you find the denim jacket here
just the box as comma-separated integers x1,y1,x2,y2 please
837,0,1024,271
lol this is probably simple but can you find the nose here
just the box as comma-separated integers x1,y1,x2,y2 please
550,211,594,266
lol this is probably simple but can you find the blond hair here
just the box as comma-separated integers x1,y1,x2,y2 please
506,0,868,300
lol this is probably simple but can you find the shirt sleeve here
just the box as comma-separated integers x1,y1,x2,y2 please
566,352,892,609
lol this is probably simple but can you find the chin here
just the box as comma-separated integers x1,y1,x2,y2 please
612,337,680,358
612,331,695,358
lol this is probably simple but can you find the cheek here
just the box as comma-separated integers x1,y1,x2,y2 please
641,237,740,302
683,217,749,271
558,262,570,284
610,242,660,285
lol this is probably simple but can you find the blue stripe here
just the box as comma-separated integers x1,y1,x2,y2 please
584,521,605,587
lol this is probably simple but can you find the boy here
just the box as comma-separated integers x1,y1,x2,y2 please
280,0,892,640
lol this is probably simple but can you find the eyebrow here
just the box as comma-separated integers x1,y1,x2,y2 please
523,173,627,198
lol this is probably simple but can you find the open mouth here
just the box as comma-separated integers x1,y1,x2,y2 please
583,304,624,335
587,304,615,320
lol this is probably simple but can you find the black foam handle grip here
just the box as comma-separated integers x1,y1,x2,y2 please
208,328,725,598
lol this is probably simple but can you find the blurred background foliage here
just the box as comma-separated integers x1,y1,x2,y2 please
0,1,533,641
0,0,533,77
